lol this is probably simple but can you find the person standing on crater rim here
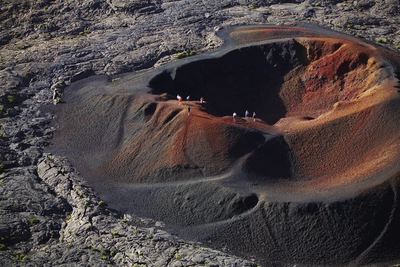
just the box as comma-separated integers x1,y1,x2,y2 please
233,112,237,122
245,110,249,118
177,94,182,105
253,111,256,121
187,105,191,115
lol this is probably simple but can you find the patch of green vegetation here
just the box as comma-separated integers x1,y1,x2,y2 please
16,44,26,50
12,251,27,262
177,50,195,59
120,219,127,223
29,217,39,225
74,189,84,198
110,231,118,236
7,95,15,104
171,249,181,259
0,164,4,173
146,235,152,239
376,37,384,43
248,4,256,9
79,29,91,35
170,249,178,257
0,244,6,251
100,248,108,255
97,200,105,206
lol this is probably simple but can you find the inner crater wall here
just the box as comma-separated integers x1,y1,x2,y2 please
149,38,378,124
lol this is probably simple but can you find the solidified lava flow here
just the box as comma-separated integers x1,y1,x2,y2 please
49,25,400,266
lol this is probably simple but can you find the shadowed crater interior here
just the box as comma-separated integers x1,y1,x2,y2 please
149,37,371,124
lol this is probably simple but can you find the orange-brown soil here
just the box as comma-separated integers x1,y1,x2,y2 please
48,26,400,266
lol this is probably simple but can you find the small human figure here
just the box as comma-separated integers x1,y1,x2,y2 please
245,110,249,118
186,95,190,101
177,94,182,105
252,111,256,121
233,112,237,122
200,97,204,104
187,105,191,115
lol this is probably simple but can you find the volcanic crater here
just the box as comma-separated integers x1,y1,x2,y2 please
49,26,400,266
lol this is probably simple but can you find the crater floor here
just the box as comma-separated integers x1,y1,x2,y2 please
48,25,400,266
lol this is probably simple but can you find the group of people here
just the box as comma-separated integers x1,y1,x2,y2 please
177,94,205,104
176,95,256,121
233,110,256,122
176,94,207,115
177,94,198,115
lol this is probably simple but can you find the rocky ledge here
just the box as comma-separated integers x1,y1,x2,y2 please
0,0,400,266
